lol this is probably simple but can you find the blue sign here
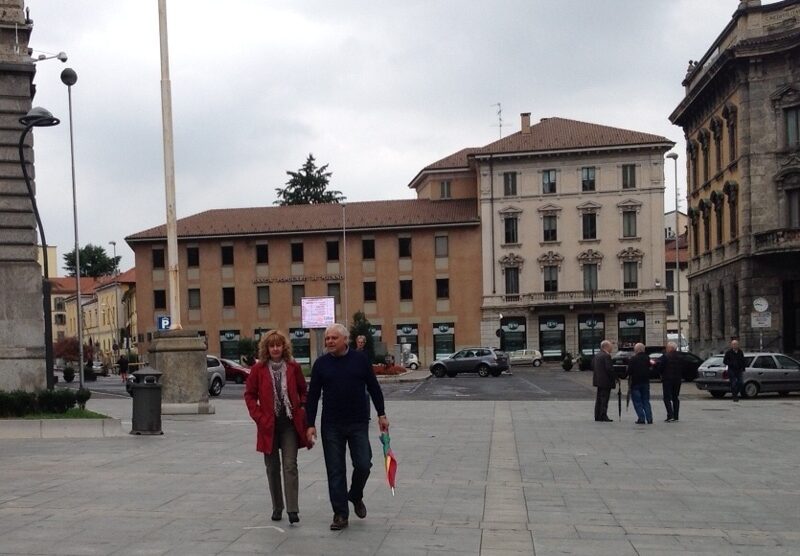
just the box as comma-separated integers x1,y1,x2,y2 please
157,316,171,330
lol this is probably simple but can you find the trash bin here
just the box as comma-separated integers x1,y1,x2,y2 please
130,366,163,435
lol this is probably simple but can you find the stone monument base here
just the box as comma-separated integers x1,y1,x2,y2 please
149,329,214,415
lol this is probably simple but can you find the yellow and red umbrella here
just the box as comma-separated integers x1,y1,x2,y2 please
379,432,397,495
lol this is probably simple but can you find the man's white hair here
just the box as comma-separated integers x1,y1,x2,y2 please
325,323,349,340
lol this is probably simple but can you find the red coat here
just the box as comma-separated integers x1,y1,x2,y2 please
244,360,309,454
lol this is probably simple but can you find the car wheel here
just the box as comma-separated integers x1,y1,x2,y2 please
477,364,490,377
431,365,446,378
710,391,726,399
778,391,790,397
743,381,759,399
409,363,419,370
533,359,542,367
490,368,502,377
209,378,223,396
235,375,244,384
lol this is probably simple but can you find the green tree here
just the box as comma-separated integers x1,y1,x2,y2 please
274,153,345,206
62,244,120,277
238,337,258,365
349,311,375,363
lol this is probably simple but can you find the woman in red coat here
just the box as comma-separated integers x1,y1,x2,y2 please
244,329,309,524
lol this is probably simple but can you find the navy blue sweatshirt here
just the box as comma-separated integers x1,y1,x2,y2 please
306,348,386,427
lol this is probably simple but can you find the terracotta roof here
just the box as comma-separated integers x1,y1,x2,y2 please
49,276,100,295
424,147,480,171
126,199,479,242
95,268,136,289
664,234,689,264
473,117,674,156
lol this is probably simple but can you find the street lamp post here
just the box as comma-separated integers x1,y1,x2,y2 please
667,152,682,349
17,107,60,390
342,203,348,324
60,67,86,388
109,240,120,359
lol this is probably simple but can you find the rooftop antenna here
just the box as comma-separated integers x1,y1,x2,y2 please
491,102,502,139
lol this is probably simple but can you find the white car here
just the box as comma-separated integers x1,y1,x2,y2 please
508,349,543,367
403,353,421,370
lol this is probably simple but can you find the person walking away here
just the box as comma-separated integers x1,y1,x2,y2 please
117,354,129,383
592,340,615,422
627,343,653,424
656,342,683,422
244,330,309,524
306,323,390,531
723,339,747,402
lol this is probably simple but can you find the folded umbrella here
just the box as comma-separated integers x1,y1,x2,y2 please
379,432,398,496
617,379,622,419
626,378,631,412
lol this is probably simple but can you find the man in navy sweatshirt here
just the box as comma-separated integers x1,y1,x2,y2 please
306,323,390,531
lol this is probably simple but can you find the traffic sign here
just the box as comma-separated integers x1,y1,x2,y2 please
751,312,771,328
753,297,769,313
156,316,172,330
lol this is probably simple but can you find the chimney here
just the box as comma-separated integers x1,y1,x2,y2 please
520,112,531,134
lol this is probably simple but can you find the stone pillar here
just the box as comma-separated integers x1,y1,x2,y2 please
0,3,45,392
148,330,214,414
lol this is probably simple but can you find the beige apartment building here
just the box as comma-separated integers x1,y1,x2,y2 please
126,200,481,365
413,114,674,359
664,211,689,343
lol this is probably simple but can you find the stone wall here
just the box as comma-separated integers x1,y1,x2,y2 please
0,2,44,391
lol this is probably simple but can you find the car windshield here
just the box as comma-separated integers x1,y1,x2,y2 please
702,356,725,368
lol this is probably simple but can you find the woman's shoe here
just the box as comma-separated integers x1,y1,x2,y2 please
288,512,299,524
635,419,646,424
271,510,282,521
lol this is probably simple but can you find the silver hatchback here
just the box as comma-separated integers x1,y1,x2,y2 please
695,352,800,398
429,347,509,378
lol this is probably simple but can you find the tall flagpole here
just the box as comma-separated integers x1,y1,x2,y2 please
158,0,181,329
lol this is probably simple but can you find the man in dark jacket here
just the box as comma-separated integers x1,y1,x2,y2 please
627,343,653,424
657,342,683,422
592,340,615,422
723,339,747,402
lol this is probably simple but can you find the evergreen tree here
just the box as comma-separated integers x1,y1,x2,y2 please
62,244,120,277
349,311,375,362
274,153,345,205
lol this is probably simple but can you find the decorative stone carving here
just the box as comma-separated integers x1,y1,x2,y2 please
576,201,602,214
723,180,739,201
537,250,563,270
499,252,524,269
577,248,604,268
710,190,725,210
537,203,562,217
617,246,644,263
616,198,642,214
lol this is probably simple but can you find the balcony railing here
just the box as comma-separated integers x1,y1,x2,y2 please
486,288,665,307
753,228,800,254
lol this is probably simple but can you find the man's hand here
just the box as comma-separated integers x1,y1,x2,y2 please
306,426,316,448
378,415,389,433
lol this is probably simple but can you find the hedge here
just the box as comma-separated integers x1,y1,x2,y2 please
0,388,92,418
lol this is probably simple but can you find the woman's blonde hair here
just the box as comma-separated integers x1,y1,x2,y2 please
258,329,293,362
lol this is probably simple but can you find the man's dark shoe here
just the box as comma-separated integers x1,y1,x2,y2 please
271,510,282,521
733,397,739,402
601,417,613,422
351,498,367,519
635,419,645,424
288,512,299,524
330,514,348,531
665,418,674,423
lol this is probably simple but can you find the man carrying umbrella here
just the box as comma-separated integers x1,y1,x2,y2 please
592,339,615,422
306,324,390,531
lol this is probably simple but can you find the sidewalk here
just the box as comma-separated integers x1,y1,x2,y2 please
2,396,799,555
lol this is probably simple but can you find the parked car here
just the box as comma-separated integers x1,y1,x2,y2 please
695,352,800,399
611,347,700,382
403,353,420,370
126,355,226,397
508,348,543,367
220,358,251,384
429,347,509,378
666,333,690,352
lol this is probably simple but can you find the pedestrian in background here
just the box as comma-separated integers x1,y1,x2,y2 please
306,323,389,531
627,343,653,424
656,342,683,422
244,329,309,525
592,339,615,422
116,354,129,383
355,335,367,351
723,339,746,402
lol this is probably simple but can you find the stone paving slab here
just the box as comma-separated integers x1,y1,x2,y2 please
1,396,799,555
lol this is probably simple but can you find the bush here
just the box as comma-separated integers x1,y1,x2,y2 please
0,390,37,417
561,352,574,371
372,364,406,376
37,389,77,414
63,366,75,383
75,388,92,410
578,355,593,372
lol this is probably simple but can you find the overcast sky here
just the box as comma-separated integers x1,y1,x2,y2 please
25,0,756,273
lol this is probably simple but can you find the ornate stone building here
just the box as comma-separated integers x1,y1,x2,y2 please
669,0,800,357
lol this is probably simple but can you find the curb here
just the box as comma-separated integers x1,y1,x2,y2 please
0,418,125,439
